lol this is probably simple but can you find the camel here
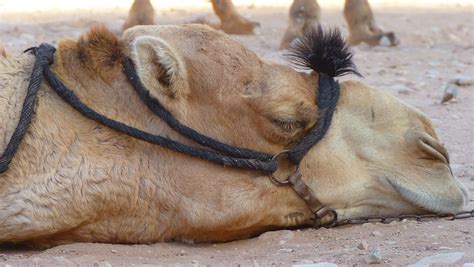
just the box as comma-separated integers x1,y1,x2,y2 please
122,0,156,31
123,0,399,48
0,24,468,248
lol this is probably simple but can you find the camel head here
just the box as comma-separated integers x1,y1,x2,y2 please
113,24,468,222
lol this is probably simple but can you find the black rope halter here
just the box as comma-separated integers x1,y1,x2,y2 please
1,43,339,173
0,43,340,225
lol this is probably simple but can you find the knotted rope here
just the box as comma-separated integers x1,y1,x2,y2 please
0,43,340,174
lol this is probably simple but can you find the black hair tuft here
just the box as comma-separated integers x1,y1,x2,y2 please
285,26,361,77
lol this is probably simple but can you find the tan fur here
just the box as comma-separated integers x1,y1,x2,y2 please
130,35,188,98
0,25,467,247
0,54,34,153
344,0,399,46
122,0,155,31
77,25,127,81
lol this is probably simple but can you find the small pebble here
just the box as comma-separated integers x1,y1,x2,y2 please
365,248,383,264
371,231,382,237
437,246,453,250
93,261,113,267
450,76,474,86
280,248,294,253
358,241,369,250
53,256,74,265
258,230,294,241
441,83,458,103
424,245,434,251
398,89,411,95
179,250,187,256
409,252,464,266
451,114,461,119
110,249,118,254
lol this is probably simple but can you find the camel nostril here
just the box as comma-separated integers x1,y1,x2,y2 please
417,134,450,164
405,130,450,164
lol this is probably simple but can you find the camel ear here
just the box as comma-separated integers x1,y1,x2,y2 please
130,36,187,98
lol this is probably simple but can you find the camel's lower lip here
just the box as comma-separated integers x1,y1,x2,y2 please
456,179,471,206
386,177,468,214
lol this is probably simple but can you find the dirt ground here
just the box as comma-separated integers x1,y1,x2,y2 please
0,1,473,266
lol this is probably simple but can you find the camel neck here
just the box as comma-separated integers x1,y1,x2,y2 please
0,54,35,153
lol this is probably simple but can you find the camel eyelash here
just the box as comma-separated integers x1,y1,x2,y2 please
271,118,304,132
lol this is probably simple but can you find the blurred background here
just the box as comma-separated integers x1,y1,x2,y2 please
0,0,472,11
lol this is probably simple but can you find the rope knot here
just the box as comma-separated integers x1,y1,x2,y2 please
1,43,57,174
24,43,56,66
37,43,56,66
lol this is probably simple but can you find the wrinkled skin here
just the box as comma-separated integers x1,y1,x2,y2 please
0,25,468,247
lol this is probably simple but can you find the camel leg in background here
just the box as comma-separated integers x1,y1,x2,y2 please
210,0,259,34
280,0,399,49
280,0,321,49
344,0,399,46
123,0,155,31
0,42,6,57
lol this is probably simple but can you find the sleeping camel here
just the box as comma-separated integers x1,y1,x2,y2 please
0,25,467,247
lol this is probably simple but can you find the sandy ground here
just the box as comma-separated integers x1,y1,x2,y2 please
0,1,473,266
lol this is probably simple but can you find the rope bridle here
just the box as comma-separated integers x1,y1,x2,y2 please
0,43,472,228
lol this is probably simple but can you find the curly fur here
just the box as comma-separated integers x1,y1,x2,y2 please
286,26,361,77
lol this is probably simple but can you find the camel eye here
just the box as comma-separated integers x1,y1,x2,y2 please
271,118,304,132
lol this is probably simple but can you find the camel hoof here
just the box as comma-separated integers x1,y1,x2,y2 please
380,32,400,47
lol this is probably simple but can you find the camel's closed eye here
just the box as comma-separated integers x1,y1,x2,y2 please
271,118,305,132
